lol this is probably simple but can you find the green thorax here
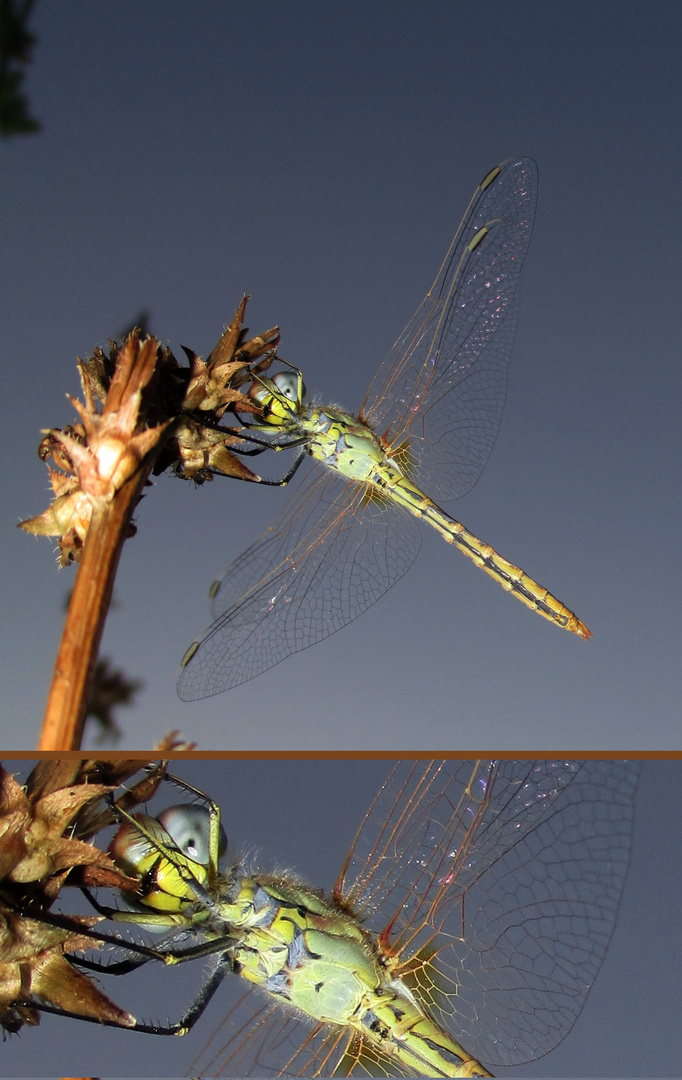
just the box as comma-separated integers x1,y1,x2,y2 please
219,874,490,1078
301,404,386,481
301,404,426,504
217,873,380,1019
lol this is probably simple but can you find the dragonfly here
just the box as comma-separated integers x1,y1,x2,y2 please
178,158,590,701
178,157,587,699
25,760,639,1078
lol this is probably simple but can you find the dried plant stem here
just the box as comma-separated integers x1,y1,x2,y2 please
38,464,153,751
25,306,278,749
35,334,172,751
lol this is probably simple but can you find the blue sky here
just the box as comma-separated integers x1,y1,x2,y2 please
3,5,681,1076
2,3,681,750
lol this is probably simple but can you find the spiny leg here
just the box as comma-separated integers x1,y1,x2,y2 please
25,950,234,1036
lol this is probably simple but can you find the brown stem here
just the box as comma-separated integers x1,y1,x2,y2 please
29,309,275,750
38,463,154,751
37,334,169,751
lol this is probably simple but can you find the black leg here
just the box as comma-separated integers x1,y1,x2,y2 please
25,950,235,1036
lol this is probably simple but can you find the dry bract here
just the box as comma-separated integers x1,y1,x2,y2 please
20,296,280,563
0,757,175,1032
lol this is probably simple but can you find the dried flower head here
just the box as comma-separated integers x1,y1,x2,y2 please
20,297,280,564
19,333,171,565
0,758,169,1032
155,294,279,481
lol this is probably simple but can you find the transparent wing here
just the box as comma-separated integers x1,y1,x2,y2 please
188,991,406,1078
187,994,334,1077
177,470,421,699
334,759,640,1068
178,159,538,699
363,158,537,502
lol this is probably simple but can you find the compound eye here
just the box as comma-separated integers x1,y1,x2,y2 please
272,371,304,401
109,813,163,874
247,382,270,405
157,804,227,865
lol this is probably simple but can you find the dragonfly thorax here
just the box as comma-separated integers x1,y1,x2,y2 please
305,406,386,482
227,874,492,1075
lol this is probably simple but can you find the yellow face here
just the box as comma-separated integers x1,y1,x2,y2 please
108,810,211,914
247,370,304,426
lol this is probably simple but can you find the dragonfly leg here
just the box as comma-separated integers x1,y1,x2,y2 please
22,950,234,1035
223,431,309,456
184,408,305,452
255,446,308,486
203,445,307,485
185,408,309,485
70,925,239,974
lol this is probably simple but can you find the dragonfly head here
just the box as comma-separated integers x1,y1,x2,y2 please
248,369,306,426
109,804,227,915
156,803,228,864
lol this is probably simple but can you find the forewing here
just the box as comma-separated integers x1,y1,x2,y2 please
362,158,537,502
177,471,421,700
335,759,640,1068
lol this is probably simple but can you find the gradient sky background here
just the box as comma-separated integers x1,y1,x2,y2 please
2,757,680,1077
3,2,682,751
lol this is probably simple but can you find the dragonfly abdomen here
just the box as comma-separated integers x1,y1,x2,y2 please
440,514,591,638
373,469,591,639
358,985,493,1077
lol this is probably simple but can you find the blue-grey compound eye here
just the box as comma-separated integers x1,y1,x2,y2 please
272,371,305,401
157,804,227,865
